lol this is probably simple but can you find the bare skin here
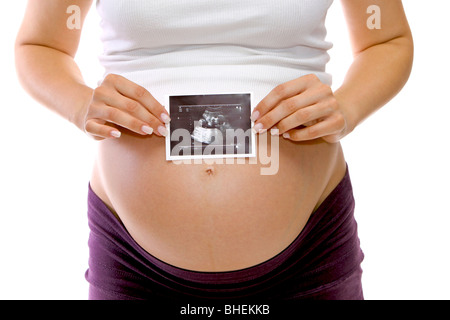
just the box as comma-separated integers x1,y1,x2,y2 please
15,0,413,271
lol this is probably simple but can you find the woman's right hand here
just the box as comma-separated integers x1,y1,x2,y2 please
82,74,171,140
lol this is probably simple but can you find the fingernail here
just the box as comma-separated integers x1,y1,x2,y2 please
142,125,153,135
250,111,260,122
158,125,168,136
111,130,121,138
252,123,263,134
161,113,171,124
271,128,280,136
283,132,290,139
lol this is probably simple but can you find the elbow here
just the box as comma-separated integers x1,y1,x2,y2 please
398,32,415,86
14,26,29,68
373,32,415,85
14,36,28,90
14,39,35,94
406,34,414,78
389,32,414,96
14,28,32,87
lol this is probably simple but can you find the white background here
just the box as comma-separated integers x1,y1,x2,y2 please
1,1,449,300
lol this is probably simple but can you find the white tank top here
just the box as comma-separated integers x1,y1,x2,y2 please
96,0,334,105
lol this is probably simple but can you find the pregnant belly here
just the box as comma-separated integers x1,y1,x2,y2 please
90,132,346,271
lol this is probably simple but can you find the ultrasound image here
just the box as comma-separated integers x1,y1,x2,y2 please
168,93,253,158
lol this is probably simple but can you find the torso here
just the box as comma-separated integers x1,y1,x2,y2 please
92,0,341,272
90,131,346,272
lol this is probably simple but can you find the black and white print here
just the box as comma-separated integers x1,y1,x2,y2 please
166,93,255,160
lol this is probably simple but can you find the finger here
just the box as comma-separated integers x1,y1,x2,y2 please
282,114,344,142
275,102,332,135
103,74,170,124
85,119,121,140
100,90,163,134
251,74,319,122
254,90,326,133
98,105,156,136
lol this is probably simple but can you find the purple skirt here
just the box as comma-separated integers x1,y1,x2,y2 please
85,167,364,301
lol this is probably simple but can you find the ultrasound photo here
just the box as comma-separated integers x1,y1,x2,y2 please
165,93,255,161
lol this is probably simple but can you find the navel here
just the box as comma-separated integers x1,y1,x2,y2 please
205,166,215,176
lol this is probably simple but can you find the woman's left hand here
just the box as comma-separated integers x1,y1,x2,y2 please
251,74,350,143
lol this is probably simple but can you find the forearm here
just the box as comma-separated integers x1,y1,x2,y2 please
15,44,93,131
334,35,414,135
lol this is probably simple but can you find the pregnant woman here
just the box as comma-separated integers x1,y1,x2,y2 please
15,0,413,300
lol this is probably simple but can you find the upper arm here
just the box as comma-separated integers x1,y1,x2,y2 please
340,0,413,55
15,0,93,57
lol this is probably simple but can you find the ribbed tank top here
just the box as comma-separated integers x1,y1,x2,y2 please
96,0,334,105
